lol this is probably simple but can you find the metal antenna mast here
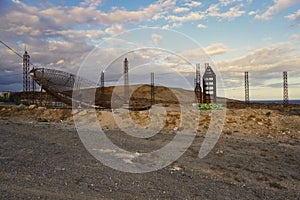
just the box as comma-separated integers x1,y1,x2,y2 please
100,71,104,105
194,63,202,103
151,72,155,105
283,71,288,105
124,58,129,102
23,50,31,94
245,72,249,104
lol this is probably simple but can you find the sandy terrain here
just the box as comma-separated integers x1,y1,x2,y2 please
0,103,299,199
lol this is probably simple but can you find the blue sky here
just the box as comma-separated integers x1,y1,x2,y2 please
0,0,300,100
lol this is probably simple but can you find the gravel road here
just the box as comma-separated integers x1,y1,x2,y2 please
0,117,299,199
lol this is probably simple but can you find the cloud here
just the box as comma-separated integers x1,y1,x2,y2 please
173,7,190,13
197,23,207,29
206,4,245,20
255,0,300,20
56,59,64,65
219,0,243,7
248,11,256,15
167,12,205,22
105,24,124,35
204,43,229,56
80,0,105,7
290,34,300,39
152,34,163,46
185,1,202,8
216,42,300,89
285,9,300,25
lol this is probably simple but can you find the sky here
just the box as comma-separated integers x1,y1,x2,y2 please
0,0,299,100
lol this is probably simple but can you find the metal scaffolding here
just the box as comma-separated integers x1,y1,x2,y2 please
23,50,30,93
151,72,155,105
203,63,216,103
194,63,202,103
100,71,105,105
30,68,95,106
283,71,288,105
124,58,129,102
245,71,250,104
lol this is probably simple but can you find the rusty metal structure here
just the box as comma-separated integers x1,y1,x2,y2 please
194,63,202,103
100,71,105,106
245,71,250,104
23,50,31,97
124,58,129,102
151,72,155,105
22,49,38,104
30,68,95,106
202,63,216,103
283,71,289,105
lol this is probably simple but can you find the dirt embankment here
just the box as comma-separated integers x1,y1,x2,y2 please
0,103,299,140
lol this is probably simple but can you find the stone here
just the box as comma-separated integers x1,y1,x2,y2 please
216,150,224,155
77,110,88,116
15,104,27,111
28,104,37,110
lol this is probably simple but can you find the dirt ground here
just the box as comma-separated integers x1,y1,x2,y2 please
0,104,299,199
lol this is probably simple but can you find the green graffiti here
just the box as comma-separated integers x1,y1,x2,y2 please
198,103,223,110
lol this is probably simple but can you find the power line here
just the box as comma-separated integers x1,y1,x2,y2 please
0,39,38,69
0,40,23,59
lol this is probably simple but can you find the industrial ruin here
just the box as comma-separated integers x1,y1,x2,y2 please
28,57,217,109
0,40,291,107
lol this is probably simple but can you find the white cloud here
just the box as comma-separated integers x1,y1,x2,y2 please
255,0,300,20
167,12,205,22
56,59,64,65
197,23,207,28
172,22,183,28
219,0,242,7
185,1,202,8
7,25,41,36
215,42,300,95
80,0,105,7
206,4,245,19
105,24,124,35
152,34,163,46
290,34,300,39
248,11,256,16
173,7,190,13
285,9,300,21
217,42,298,73
205,43,229,56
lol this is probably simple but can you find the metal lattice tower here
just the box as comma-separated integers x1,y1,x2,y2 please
31,67,36,104
23,50,30,93
151,72,155,105
203,63,216,103
283,71,289,105
194,63,202,103
100,71,104,104
124,58,129,101
245,72,250,104
100,71,104,88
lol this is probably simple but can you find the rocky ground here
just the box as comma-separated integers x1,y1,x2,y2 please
0,103,299,199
